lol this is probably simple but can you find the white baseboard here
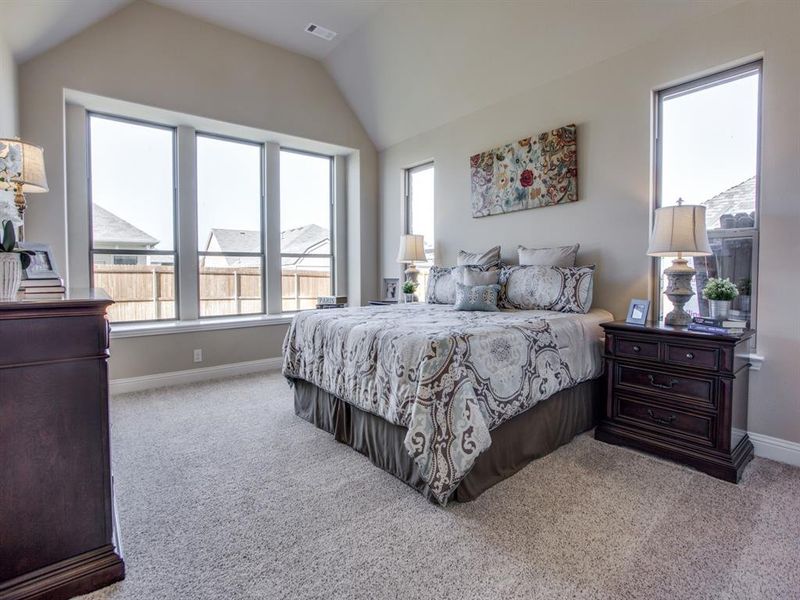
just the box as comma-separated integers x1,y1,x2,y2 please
110,357,283,394
749,431,800,467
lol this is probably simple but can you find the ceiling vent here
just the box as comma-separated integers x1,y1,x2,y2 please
305,23,337,41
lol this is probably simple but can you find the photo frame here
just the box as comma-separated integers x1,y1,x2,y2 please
625,298,650,325
19,243,60,280
382,277,399,301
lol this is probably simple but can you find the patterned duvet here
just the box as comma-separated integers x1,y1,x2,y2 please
282,303,610,504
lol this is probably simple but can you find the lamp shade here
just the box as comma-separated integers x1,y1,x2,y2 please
396,234,426,263
0,139,48,193
647,202,712,257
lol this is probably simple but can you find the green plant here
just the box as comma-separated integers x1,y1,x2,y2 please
738,278,752,296
401,280,418,294
702,277,739,302
0,220,34,269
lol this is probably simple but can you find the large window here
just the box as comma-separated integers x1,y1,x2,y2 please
279,150,333,311
89,114,177,323
405,162,434,299
197,135,263,317
654,62,761,323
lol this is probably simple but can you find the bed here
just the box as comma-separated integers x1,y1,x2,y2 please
282,303,612,505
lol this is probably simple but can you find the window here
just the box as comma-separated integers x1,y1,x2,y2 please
197,135,264,317
279,150,333,311
405,162,434,299
654,62,761,323
89,114,177,323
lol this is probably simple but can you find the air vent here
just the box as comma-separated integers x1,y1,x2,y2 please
305,23,337,41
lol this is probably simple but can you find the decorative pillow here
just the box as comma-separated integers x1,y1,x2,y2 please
453,266,500,286
457,245,501,267
426,266,458,304
499,265,595,313
454,283,501,312
517,243,579,267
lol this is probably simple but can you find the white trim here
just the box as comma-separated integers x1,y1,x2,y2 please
748,353,765,371
749,431,800,467
110,357,283,394
111,313,295,338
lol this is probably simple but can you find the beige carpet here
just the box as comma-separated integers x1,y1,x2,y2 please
82,372,800,600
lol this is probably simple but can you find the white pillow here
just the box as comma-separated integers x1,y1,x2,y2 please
499,265,595,313
457,245,501,266
454,266,500,286
517,244,579,267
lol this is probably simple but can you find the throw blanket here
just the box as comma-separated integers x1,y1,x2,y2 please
282,304,577,504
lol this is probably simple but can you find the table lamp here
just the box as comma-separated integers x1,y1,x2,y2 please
396,234,426,282
0,138,49,241
647,198,712,326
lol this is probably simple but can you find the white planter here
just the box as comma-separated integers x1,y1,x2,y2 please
0,253,21,300
707,299,731,320
403,293,415,303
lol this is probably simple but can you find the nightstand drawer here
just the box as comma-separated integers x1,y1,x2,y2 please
615,364,715,408
664,343,719,370
615,336,659,360
616,394,715,446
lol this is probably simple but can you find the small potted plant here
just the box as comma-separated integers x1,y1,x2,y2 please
401,279,419,303
0,220,35,300
737,278,752,314
702,277,738,320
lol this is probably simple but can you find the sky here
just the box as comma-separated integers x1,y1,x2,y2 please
90,117,331,253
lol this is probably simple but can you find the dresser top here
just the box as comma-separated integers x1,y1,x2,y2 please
601,320,755,343
0,288,112,312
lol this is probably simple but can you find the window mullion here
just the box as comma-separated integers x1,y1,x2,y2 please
265,142,282,314
176,125,199,321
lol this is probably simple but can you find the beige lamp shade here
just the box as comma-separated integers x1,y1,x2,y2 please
0,139,49,193
647,201,712,257
396,234,426,263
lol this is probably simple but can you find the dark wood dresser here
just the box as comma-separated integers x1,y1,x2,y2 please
0,291,124,600
595,320,754,482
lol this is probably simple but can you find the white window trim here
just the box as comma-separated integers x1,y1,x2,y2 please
110,312,295,339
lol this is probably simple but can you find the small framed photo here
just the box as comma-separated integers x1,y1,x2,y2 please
626,298,650,325
19,243,60,280
382,277,399,301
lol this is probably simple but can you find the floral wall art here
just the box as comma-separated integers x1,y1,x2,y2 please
470,124,578,218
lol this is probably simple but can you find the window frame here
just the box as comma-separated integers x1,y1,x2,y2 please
196,131,267,317
279,147,335,311
87,111,181,324
652,60,762,328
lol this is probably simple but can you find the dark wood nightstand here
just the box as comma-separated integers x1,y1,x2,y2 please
368,300,398,306
595,320,755,483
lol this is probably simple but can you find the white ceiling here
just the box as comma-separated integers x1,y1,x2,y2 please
0,0,743,149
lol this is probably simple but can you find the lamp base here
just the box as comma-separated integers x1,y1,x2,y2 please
403,264,419,303
663,257,696,327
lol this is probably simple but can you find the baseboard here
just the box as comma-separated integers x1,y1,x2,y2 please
110,357,283,394
748,431,800,467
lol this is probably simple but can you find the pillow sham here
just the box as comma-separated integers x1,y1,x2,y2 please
517,243,579,267
426,264,499,304
499,265,595,313
457,245,501,267
454,265,500,286
454,283,501,312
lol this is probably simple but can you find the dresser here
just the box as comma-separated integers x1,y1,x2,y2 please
595,321,754,482
0,291,124,600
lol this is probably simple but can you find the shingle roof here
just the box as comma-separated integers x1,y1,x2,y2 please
205,224,329,267
92,204,159,246
702,177,756,229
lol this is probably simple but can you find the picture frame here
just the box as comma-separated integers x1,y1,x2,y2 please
382,277,399,301
625,298,650,325
19,243,60,280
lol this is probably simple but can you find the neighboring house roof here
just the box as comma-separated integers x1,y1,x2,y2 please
702,176,756,229
93,203,159,246
204,224,329,267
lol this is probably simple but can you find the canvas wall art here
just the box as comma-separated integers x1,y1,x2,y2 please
470,124,578,218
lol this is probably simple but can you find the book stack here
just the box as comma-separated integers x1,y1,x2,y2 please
688,316,748,335
20,277,66,299
315,295,347,310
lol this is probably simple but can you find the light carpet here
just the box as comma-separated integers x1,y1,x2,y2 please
81,372,800,600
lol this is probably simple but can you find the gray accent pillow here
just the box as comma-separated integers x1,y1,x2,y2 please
517,243,579,267
454,283,500,312
454,266,500,286
457,245,501,266
426,266,457,304
499,265,595,313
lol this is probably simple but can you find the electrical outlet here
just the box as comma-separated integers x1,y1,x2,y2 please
193,349,203,363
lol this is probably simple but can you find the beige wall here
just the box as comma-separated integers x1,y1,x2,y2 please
17,1,378,378
0,34,16,135
379,1,799,443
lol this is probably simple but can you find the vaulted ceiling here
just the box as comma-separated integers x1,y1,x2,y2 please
0,0,743,149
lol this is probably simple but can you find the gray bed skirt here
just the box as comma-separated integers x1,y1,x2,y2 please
291,377,602,503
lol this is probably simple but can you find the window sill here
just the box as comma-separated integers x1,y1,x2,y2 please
110,313,296,339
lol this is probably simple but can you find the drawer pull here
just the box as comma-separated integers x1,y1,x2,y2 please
648,374,679,390
647,408,677,426
632,345,641,353
685,352,695,359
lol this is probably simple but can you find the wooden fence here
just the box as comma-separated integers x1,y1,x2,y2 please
94,264,330,322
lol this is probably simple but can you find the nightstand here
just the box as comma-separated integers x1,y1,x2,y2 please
595,321,755,483
368,300,398,306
